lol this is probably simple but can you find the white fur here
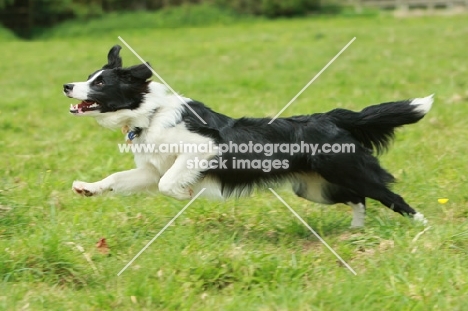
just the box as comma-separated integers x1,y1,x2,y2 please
347,202,366,228
68,70,103,100
73,166,159,196
410,94,434,116
293,173,330,204
192,176,224,199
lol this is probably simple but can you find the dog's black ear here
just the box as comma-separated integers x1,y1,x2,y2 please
102,45,122,69
128,63,153,80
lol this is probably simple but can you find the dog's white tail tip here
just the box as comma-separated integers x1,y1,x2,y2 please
411,94,434,115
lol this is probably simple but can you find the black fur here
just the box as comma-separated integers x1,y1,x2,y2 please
326,100,426,154
181,99,427,217
102,45,123,70
85,65,152,113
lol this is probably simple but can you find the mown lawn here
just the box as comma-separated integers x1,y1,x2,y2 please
1,10,468,310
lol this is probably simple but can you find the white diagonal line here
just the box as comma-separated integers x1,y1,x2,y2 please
269,188,357,275
117,188,206,276
118,36,207,125
269,37,356,124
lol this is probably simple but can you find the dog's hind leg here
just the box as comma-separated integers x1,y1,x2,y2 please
293,174,367,227
323,184,367,228
315,154,427,225
364,186,427,224
348,202,366,228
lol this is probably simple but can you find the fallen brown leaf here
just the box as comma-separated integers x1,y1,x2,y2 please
96,238,110,255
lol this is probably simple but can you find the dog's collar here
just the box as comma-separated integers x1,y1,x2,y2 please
121,125,142,144
120,108,159,143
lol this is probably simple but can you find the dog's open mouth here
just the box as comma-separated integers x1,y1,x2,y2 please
70,100,100,114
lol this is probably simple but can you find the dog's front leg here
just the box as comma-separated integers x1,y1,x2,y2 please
158,154,208,200
73,167,160,196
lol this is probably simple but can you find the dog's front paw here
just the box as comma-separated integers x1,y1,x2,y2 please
159,182,193,200
72,181,102,197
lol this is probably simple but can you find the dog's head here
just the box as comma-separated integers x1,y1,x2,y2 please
63,45,153,116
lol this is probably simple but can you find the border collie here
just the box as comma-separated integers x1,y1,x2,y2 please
63,45,432,227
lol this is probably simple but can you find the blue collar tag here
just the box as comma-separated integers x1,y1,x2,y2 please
127,131,137,141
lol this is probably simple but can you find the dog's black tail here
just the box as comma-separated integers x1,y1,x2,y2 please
328,95,433,154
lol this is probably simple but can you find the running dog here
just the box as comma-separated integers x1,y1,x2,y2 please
63,45,433,227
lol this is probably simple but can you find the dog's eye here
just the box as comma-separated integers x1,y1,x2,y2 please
95,80,104,86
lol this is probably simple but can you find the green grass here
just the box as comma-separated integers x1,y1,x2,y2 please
1,11,468,310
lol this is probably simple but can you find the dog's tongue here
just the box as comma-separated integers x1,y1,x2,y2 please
70,100,99,113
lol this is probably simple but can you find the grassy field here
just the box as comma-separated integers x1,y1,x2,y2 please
1,8,468,310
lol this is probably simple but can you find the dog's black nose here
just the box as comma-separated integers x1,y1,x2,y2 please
63,83,74,93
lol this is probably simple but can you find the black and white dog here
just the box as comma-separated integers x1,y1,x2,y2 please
63,45,432,227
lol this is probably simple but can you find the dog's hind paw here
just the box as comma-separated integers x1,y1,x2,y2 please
413,212,428,226
72,181,101,197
